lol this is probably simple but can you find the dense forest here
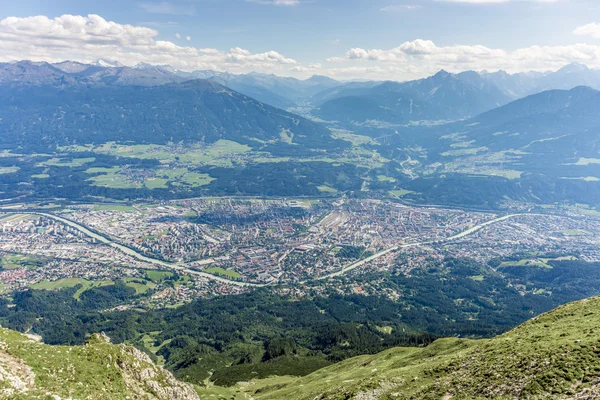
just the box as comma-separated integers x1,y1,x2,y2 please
2,257,600,387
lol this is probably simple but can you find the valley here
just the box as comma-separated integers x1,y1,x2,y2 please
1,49,600,400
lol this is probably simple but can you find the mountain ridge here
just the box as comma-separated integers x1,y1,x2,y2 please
0,78,345,152
240,295,600,399
0,328,199,399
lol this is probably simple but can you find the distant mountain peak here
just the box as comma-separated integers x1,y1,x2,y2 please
557,62,590,74
52,60,91,74
91,59,124,68
306,74,338,84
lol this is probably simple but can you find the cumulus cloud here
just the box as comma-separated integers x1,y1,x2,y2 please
436,0,566,3
0,14,298,74
291,62,322,72
327,39,600,79
380,5,421,12
246,0,300,5
574,23,600,39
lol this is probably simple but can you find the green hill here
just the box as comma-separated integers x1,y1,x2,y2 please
0,329,199,399
232,296,600,399
0,79,345,153
3,296,600,399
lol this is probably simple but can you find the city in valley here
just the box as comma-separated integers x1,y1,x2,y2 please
1,198,599,309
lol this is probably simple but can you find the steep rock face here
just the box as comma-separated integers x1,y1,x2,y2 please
0,328,199,399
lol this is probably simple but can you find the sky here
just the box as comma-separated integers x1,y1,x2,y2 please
1,0,600,80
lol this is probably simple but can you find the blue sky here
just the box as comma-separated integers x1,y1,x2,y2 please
1,0,600,80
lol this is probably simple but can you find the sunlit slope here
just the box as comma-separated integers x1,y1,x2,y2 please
251,296,600,399
0,328,199,399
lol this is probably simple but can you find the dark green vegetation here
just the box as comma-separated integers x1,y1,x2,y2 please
0,288,438,387
249,296,600,399
1,62,600,209
0,80,342,152
3,258,600,391
4,293,600,399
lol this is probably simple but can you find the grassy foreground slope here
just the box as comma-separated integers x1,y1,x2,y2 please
246,297,600,400
0,329,199,399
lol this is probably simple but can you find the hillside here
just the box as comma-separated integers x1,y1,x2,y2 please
313,70,513,125
0,329,199,399
426,86,600,175
240,296,600,399
0,79,344,152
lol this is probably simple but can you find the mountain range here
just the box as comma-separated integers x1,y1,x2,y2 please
424,85,600,169
3,60,600,117
0,59,599,206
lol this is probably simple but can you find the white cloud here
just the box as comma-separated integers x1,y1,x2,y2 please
139,2,196,16
246,0,300,5
291,62,322,72
574,23,600,39
2,13,598,81
380,5,421,12
437,0,566,3
326,39,600,79
0,14,298,74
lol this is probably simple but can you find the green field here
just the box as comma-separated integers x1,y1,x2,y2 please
204,267,242,280
388,189,414,198
145,270,173,282
30,278,115,299
377,175,396,182
144,178,168,189
317,185,338,194
499,259,552,269
0,214,40,223
123,278,157,294
331,130,377,146
92,204,136,212
86,166,142,189
1,253,46,270
38,157,96,168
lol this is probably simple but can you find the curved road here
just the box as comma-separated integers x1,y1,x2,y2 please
316,213,529,280
23,212,266,288
11,211,534,286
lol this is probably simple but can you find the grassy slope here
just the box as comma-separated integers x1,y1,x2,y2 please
242,296,600,400
0,328,199,400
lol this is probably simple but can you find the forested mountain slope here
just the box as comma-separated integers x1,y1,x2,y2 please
248,296,600,399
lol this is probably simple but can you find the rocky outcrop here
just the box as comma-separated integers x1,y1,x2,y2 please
0,328,200,400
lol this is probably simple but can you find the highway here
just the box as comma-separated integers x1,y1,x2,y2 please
21,212,266,288
316,213,527,280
